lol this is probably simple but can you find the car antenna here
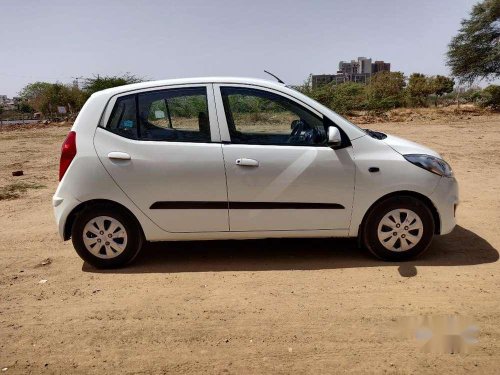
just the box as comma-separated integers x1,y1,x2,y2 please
264,70,285,84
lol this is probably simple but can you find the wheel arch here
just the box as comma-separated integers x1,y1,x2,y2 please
63,199,144,241
357,190,441,242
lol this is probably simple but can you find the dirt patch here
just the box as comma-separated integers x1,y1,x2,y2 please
347,104,495,124
0,121,72,133
0,181,45,200
0,112,499,374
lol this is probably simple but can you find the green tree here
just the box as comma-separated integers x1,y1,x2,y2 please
302,83,335,109
19,82,50,113
83,74,143,95
462,87,484,103
365,71,406,111
296,79,366,114
295,75,334,108
19,82,88,115
45,84,70,114
407,73,433,106
18,102,33,114
428,75,455,106
479,84,500,110
19,74,142,116
446,0,500,83
15,101,34,123
295,75,314,97
67,85,88,112
328,82,366,114
19,82,53,112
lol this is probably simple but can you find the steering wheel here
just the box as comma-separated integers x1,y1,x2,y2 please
288,119,319,144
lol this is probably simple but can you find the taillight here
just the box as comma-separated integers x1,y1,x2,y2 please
59,131,77,181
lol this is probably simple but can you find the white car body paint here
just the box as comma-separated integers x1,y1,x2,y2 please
53,77,458,245
382,134,441,157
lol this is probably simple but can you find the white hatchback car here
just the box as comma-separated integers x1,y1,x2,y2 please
53,77,458,268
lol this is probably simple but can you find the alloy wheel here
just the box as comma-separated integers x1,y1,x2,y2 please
377,209,424,252
82,216,128,259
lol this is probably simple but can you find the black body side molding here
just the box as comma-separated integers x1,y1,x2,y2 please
150,201,345,210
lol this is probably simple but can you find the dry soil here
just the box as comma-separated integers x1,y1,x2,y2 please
0,113,499,374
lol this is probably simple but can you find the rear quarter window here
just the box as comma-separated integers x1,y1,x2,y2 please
106,95,138,139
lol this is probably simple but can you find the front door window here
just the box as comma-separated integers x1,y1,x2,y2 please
220,87,327,146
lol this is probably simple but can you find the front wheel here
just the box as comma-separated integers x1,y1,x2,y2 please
362,196,435,261
71,205,143,268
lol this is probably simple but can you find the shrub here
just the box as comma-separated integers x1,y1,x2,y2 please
479,85,500,110
365,72,406,112
328,82,366,114
296,79,366,115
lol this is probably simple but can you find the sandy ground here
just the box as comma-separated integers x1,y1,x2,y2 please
0,113,499,374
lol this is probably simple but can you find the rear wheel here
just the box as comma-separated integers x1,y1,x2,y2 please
71,205,143,268
362,196,435,261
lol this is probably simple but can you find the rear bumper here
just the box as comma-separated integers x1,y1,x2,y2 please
53,193,81,240
430,176,459,235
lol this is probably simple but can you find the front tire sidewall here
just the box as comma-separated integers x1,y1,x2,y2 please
72,207,143,268
363,196,435,261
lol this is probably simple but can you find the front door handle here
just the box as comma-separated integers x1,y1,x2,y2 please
236,158,259,167
108,152,131,160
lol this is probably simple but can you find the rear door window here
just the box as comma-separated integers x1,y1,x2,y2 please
137,87,211,142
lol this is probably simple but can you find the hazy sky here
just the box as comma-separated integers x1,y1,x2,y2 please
0,0,479,97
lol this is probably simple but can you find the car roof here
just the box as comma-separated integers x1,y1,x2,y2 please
92,77,286,97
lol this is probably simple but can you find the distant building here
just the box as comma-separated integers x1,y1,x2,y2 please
311,74,348,87
340,56,373,74
0,95,17,110
339,60,359,74
312,57,391,88
372,60,391,74
359,57,372,74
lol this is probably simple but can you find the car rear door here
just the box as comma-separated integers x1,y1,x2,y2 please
94,84,229,233
213,84,355,232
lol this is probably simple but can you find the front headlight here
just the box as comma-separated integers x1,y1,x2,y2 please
404,154,454,177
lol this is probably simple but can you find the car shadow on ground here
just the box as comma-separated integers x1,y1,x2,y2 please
82,225,498,275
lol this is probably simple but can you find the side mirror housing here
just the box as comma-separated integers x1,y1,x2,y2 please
327,126,342,147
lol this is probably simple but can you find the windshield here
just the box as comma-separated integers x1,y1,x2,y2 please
338,116,367,134
288,86,367,138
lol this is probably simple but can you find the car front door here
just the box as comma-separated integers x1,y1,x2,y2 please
94,84,229,233
213,84,355,232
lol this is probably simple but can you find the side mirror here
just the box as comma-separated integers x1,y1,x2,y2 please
327,126,342,146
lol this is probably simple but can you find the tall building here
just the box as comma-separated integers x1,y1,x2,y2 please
338,60,359,74
372,60,391,74
357,57,372,74
311,57,391,88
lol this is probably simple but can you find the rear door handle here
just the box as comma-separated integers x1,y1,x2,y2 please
108,152,131,160
235,158,259,167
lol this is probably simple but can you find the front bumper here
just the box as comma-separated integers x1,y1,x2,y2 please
430,176,459,235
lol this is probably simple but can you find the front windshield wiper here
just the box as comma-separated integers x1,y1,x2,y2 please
364,129,387,140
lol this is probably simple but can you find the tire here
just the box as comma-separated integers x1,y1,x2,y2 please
362,196,435,261
71,205,143,268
